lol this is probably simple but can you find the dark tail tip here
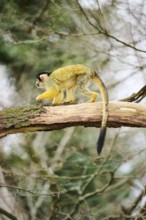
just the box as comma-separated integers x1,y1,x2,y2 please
97,127,107,155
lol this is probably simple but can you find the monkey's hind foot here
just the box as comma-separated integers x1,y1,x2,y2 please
87,93,98,102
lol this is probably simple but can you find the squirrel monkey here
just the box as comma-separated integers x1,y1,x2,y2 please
35,64,108,154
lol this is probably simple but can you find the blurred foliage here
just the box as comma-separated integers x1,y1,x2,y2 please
1,0,146,220
0,0,87,80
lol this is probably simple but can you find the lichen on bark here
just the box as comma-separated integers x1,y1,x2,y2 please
0,104,43,129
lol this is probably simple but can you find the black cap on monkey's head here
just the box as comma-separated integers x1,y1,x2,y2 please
35,71,51,81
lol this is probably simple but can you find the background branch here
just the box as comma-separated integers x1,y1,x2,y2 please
27,0,50,33
0,207,17,220
77,0,146,53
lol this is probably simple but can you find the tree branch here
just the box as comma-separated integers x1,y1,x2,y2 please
0,101,146,138
121,84,146,103
27,0,50,33
0,207,17,220
77,0,146,53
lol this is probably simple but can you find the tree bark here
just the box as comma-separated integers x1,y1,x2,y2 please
0,101,146,138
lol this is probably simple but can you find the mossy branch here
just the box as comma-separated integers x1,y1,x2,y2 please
0,101,146,138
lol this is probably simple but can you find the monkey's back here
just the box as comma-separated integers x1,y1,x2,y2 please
50,64,92,82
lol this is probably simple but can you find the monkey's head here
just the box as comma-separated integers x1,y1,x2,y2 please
35,71,51,89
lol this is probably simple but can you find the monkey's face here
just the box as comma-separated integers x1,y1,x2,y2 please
35,72,51,90
35,74,46,89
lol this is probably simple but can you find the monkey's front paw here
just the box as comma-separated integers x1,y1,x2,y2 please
63,100,74,105
36,95,42,102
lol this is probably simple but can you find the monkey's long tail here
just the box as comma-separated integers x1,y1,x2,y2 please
92,72,109,155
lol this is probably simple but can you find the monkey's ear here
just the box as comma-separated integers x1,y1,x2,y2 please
39,75,45,82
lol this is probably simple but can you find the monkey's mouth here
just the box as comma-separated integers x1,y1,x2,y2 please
35,82,40,87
